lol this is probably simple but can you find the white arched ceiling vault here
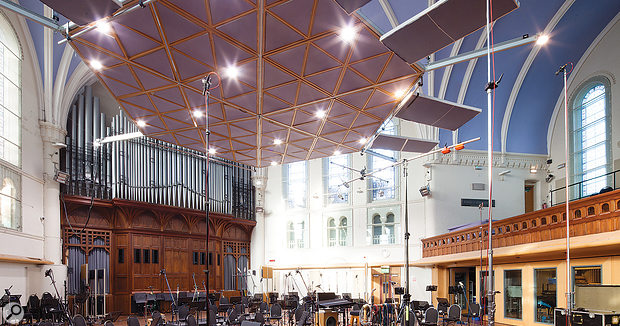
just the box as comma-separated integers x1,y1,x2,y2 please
358,0,620,155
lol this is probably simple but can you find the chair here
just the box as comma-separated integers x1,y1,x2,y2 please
73,314,87,326
24,294,41,324
443,304,461,325
462,302,480,322
294,306,305,324
187,315,198,326
350,304,361,326
268,303,283,326
228,306,242,325
420,307,438,326
40,292,62,322
104,321,115,326
152,311,163,326
127,315,141,326
38,322,53,326
255,311,265,324
296,311,310,326
259,301,268,314
178,305,190,321
134,293,148,316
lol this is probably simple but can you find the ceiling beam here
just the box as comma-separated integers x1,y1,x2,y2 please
378,0,399,28
0,0,64,33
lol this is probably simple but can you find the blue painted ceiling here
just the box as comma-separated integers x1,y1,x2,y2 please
15,0,620,155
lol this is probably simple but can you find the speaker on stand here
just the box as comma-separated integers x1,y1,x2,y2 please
317,310,338,326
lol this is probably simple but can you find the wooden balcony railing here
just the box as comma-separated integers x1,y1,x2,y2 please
421,189,620,258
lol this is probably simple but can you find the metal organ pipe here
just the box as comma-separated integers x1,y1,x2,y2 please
64,91,256,219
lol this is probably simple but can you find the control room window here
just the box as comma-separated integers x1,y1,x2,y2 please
572,266,601,289
570,77,611,198
283,161,307,209
535,268,556,324
504,270,522,319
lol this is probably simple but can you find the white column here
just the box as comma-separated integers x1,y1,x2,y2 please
251,171,267,293
40,121,68,293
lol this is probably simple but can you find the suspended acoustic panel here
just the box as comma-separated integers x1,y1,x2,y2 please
396,94,481,130
39,0,120,25
371,134,438,153
380,0,519,63
333,0,372,14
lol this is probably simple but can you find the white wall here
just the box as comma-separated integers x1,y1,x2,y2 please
548,15,620,195
0,9,58,304
252,117,547,302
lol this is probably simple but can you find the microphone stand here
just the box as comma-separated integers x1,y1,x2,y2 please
192,273,199,302
160,269,177,320
202,75,213,326
45,269,73,325
460,283,471,326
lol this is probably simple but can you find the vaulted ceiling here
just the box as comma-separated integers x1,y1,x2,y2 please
67,0,422,167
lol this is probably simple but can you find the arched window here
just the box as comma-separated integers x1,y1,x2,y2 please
327,218,337,247
0,13,21,231
368,208,400,245
570,77,611,198
338,217,347,246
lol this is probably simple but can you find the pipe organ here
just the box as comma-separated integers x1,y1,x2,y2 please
62,85,255,220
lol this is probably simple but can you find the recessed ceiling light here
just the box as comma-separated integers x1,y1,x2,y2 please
136,120,146,127
90,60,103,71
334,150,341,156
393,88,407,99
315,110,326,119
96,20,112,35
192,110,204,118
536,34,549,46
270,161,278,166
208,147,216,155
358,137,367,144
339,25,357,43
273,138,283,145
225,65,240,79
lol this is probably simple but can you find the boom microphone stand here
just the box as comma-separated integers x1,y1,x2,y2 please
45,269,73,325
160,269,177,318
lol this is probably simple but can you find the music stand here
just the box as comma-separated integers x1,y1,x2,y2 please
436,298,450,316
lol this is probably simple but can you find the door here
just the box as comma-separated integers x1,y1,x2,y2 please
525,184,534,213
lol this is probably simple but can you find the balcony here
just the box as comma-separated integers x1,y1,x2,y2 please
421,189,620,258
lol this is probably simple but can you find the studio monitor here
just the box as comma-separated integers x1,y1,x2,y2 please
317,310,339,326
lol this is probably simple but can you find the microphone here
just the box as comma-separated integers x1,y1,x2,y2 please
555,63,568,75
458,281,464,288
45,269,52,277
159,269,166,275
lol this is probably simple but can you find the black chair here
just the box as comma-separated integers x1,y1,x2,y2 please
259,301,268,314
187,315,198,326
420,307,438,326
104,321,115,326
38,322,53,326
127,315,141,326
436,298,449,317
152,311,163,326
268,303,282,326
296,311,310,326
178,305,190,321
24,294,41,323
462,302,480,324
228,306,242,325
134,293,148,316
40,292,62,322
255,311,265,324
294,306,305,324
73,314,87,326
443,304,461,325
